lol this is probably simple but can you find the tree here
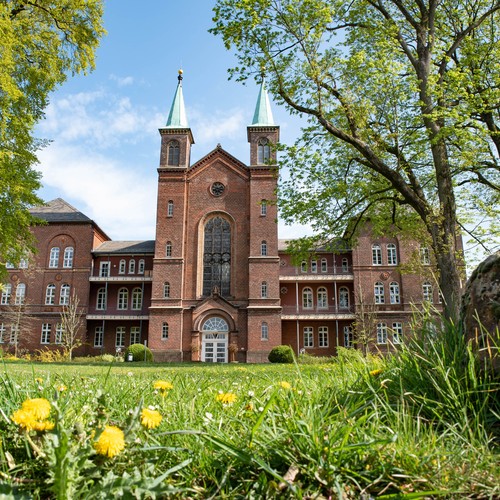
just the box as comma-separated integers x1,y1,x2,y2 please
352,284,377,356
59,292,85,360
211,0,500,320
0,1,105,273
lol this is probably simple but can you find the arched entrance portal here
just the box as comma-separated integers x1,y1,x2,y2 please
201,317,229,363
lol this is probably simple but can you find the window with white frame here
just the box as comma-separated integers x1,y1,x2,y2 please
387,243,397,265
339,287,349,308
260,200,267,216
302,287,313,309
63,247,74,268
317,287,328,309
15,283,26,305
130,326,141,345
372,244,382,265
163,282,170,298
318,326,329,347
321,258,327,273
420,247,431,265
261,322,269,341
261,281,268,298
422,281,433,302
257,138,270,164
19,258,28,269
166,242,172,257
119,259,126,274
129,259,136,274
59,284,70,305
5,262,14,269
301,260,307,273
389,281,400,304
303,326,314,348
344,325,353,348
115,327,125,348
94,326,104,347
99,261,110,277
1,284,12,305
10,325,18,344
311,260,317,273
167,200,174,217
261,240,267,256
41,323,51,344
342,257,349,272
96,288,107,310
131,288,142,310
45,284,56,305
117,288,128,310
49,247,60,268
374,281,385,304
377,322,388,344
138,259,145,274
162,322,169,340
55,324,63,344
0,323,5,343
392,322,403,344
168,140,180,166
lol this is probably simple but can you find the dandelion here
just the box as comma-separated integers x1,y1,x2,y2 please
11,398,53,432
93,425,125,458
56,384,67,392
369,369,383,377
248,390,255,397
153,380,173,393
21,398,51,420
279,381,291,390
245,402,254,411
140,408,162,429
216,392,237,404
35,377,43,384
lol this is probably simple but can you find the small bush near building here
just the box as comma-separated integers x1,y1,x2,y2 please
125,343,153,362
268,345,295,363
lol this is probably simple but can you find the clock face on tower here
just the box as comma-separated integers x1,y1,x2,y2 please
211,182,225,197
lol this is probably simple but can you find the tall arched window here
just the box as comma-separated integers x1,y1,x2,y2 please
167,140,180,166
339,287,349,308
261,240,267,256
302,287,313,309
387,243,397,265
261,281,268,298
389,281,400,304
63,247,74,268
1,284,11,305
167,200,174,217
163,282,170,298
374,281,385,304
59,284,70,305
422,281,433,302
45,284,56,305
203,216,231,296
377,323,388,344
15,283,26,305
317,287,328,308
117,288,128,309
372,244,382,265
128,259,136,274
131,288,142,310
257,138,270,164
49,247,60,268
119,259,126,274
96,288,107,310
138,259,145,274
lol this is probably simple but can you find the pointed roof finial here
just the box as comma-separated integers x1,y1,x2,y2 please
166,69,189,128
251,72,275,126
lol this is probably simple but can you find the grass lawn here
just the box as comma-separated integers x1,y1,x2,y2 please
0,332,498,499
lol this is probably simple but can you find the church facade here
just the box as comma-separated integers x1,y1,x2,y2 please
0,75,447,362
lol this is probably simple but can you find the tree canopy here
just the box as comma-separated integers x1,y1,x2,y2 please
0,0,105,271
212,0,500,319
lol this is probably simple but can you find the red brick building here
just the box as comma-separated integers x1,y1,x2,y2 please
0,75,448,361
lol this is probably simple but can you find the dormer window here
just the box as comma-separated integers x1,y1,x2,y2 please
167,140,180,166
257,138,270,164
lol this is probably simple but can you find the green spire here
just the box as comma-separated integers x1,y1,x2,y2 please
251,77,274,126
166,70,189,128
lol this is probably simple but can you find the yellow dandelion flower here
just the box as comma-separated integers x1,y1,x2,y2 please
140,408,162,429
93,425,125,458
56,384,67,392
11,409,38,431
153,380,173,392
369,369,383,377
32,420,55,432
278,381,291,390
245,402,254,411
216,392,237,404
21,398,51,420
35,377,43,384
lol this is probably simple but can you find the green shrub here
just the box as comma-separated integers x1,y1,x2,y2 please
268,345,295,363
125,343,153,362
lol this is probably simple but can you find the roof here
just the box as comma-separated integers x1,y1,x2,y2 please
93,240,155,255
251,78,275,126
30,198,92,223
165,71,189,128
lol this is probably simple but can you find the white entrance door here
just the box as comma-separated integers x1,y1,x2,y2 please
202,332,228,363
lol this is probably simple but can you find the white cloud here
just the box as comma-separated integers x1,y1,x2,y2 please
109,74,135,87
190,107,246,146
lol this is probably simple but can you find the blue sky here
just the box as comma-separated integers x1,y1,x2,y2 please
36,0,305,241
